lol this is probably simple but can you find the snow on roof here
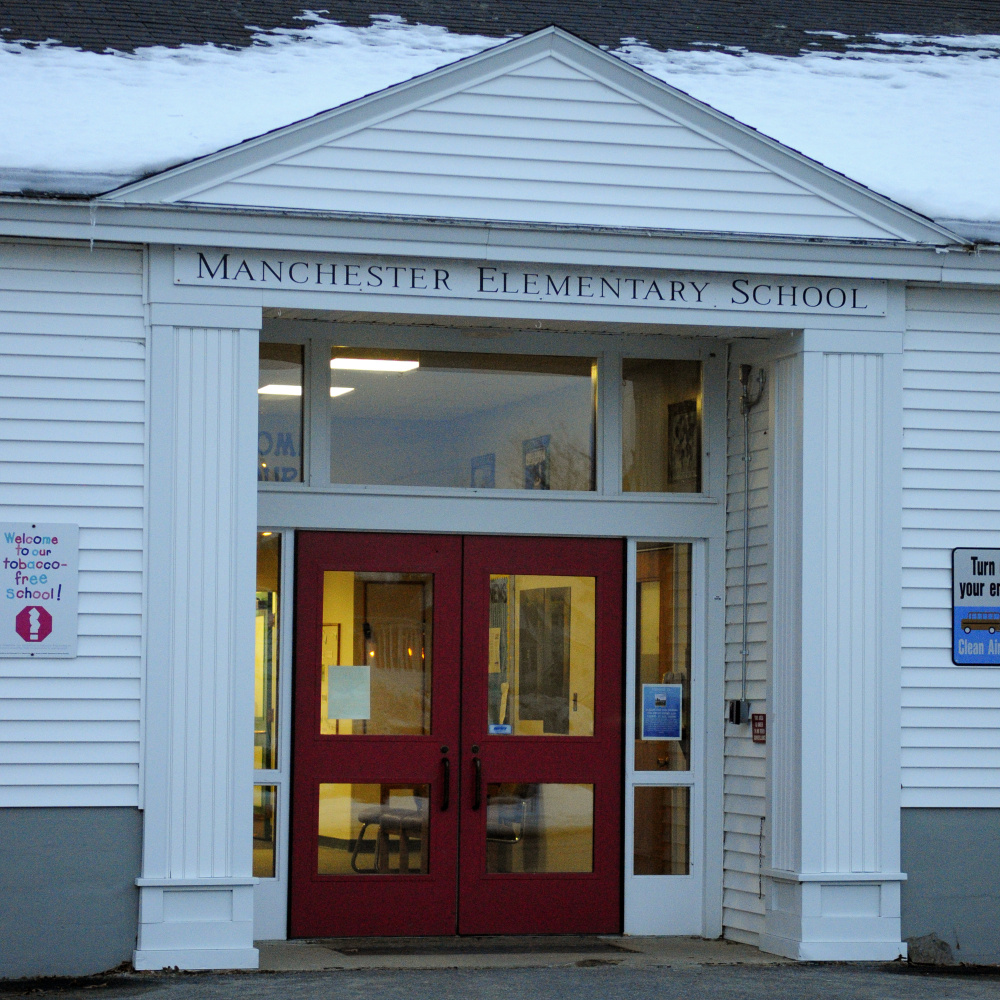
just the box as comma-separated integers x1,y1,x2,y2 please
2,15,998,228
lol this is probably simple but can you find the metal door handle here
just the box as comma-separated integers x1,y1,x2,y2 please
473,757,482,810
441,757,451,811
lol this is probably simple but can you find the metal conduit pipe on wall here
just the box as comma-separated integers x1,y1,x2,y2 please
728,363,765,727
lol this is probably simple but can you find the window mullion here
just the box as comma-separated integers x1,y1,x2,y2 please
307,337,331,486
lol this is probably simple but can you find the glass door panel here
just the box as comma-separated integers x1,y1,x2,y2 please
487,574,595,738
255,532,281,770
319,571,433,736
318,783,430,875
253,784,277,878
634,542,692,772
485,783,594,874
633,785,690,875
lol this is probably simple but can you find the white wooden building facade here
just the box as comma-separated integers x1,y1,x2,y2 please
2,27,999,975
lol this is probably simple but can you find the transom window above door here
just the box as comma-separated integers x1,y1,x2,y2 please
257,331,706,495
328,348,597,490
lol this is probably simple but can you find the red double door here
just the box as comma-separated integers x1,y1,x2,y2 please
290,532,623,937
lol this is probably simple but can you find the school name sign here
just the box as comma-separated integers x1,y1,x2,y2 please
175,249,887,317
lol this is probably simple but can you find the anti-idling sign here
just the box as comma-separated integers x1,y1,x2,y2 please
953,548,1000,665
0,523,78,658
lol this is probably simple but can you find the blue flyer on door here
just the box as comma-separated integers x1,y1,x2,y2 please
641,683,682,740
953,548,1000,665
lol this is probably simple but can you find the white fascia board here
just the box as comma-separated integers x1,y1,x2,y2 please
95,26,966,248
0,199,993,283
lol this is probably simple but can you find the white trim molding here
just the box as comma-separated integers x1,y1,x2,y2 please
761,329,906,961
135,317,262,971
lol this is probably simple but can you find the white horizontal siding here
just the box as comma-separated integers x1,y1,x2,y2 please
0,241,145,808
186,55,897,240
723,361,769,946
902,286,1000,808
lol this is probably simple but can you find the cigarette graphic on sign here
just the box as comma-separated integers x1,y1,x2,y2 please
15,605,52,643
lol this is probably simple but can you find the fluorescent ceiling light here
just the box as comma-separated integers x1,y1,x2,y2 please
258,384,302,395
330,386,355,398
331,357,419,372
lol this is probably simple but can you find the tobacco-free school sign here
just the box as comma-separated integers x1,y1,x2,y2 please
953,548,1000,665
175,249,888,317
0,523,78,658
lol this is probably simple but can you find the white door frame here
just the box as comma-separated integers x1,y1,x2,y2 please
251,319,727,939
251,528,296,940
623,537,714,935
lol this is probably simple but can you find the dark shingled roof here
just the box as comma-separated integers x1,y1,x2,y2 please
4,0,1000,55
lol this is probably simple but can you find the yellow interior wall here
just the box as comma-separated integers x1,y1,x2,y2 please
639,579,660,662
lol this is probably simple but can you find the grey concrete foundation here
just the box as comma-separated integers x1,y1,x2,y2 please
901,807,1000,964
0,807,141,979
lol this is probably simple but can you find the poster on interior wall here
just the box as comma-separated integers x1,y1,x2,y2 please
471,453,496,489
641,683,682,740
0,523,78,658
953,548,1000,665
523,436,550,490
667,399,700,490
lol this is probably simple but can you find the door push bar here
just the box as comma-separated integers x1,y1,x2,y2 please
472,747,482,810
440,751,450,811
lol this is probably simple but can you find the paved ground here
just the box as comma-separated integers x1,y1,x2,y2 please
4,938,1000,1000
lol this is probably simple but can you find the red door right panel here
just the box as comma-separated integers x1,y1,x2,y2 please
457,535,624,934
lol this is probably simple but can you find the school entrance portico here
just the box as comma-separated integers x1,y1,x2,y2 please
126,26,928,962
248,310,725,945
237,292,906,957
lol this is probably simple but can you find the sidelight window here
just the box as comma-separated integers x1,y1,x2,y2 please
255,532,281,770
258,343,304,483
622,359,702,493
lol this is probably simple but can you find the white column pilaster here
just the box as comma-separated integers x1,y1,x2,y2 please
136,320,261,970
761,329,905,961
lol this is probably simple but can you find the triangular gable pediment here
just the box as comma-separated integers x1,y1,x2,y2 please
103,28,960,244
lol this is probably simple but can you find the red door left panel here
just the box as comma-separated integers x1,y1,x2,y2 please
289,532,462,937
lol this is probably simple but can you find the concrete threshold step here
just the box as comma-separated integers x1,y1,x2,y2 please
257,935,786,972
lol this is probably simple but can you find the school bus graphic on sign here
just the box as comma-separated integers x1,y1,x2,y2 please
961,611,1000,634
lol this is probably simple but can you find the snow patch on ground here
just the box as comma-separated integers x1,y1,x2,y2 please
1,15,997,221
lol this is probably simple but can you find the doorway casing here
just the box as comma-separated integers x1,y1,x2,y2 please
252,315,729,940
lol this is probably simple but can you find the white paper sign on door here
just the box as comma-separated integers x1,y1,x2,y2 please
0,523,79,658
327,664,371,719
